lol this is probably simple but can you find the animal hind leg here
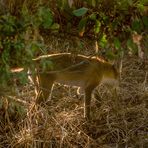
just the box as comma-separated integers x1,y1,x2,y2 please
36,74,54,104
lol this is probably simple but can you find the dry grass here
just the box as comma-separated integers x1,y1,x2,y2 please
1,0,148,147
0,38,148,148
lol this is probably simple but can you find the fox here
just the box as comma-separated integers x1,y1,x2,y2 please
29,53,119,119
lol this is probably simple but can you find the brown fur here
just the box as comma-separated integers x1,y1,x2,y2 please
30,53,119,119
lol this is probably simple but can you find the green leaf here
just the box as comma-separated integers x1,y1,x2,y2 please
99,34,107,48
89,13,96,20
131,19,142,32
106,50,118,60
60,0,69,10
94,20,101,34
127,39,138,53
50,23,60,30
91,0,96,7
38,7,53,28
114,37,121,49
137,4,145,12
73,7,88,17
142,16,148,28
17,72,28,85
1,14,17,35
30,42,41,53
102,15,109,24
78,17,87,36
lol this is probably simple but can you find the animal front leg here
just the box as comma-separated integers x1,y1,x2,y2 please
84,86,95,119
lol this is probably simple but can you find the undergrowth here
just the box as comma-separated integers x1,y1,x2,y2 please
0,53,147,148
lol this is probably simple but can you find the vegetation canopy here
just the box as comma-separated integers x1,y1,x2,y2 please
0,0,147,85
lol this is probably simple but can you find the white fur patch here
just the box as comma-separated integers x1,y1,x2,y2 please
101,77,119,88
55,80,85,88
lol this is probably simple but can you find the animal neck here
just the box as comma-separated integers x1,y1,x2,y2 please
102,62,113,74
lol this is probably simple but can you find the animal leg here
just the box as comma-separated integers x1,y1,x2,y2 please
36,74,54,104
84,85,96,119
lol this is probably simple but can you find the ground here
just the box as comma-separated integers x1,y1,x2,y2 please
0,37,148,147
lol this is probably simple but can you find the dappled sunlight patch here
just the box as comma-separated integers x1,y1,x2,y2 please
12,128,34,147
55,109,83,123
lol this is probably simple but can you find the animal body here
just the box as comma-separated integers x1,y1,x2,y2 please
30,53,119,119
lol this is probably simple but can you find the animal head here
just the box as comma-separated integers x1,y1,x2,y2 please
101,63,120,89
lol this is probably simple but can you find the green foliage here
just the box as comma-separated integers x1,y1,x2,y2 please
142,16,148,28
0,14,17,36
94,20,101,34
35,7,53,28
0,98,26,120
99,34,107,48
0,0,147,87
78,17,88,36
70,0,147,54
106,50,118,60
89,13,96,20
50,23,60,31
114,37,121,50
7,101,26,120
127,38,138,53
48,0,147,55
73,7,88,17
132,19,143,33
0,4,59,86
